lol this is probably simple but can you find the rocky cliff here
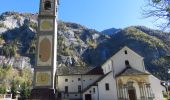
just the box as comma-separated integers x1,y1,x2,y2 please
0,12,169,80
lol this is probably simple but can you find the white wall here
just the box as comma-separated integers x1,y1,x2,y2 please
98,72,118,100
57,74,102,99
61,93,81,100
102,60,112,74
149,75,165,100
109,47,145,76
81,75,102,90
57,75,81,93
83,86,99,100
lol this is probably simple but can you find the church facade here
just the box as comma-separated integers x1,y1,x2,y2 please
57,46,165,100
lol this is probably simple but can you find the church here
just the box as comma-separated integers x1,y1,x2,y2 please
30,0,165,100
57,46,165,100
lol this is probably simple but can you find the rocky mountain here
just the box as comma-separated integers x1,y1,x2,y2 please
0,12,170,80
97,26,170,80
101,28,121,35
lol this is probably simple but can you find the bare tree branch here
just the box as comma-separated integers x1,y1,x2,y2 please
143,0,170,31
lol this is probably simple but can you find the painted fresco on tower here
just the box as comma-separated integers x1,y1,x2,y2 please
35,71,51,86
40,19,53,31
37,35,53,66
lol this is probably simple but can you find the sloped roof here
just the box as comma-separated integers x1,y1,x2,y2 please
57,66,103,76
82,71,112,93
102,46,143,67
116,67,150,77
84,67,103,75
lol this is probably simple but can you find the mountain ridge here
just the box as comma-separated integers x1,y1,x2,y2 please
0,12,169,80
101,28,121,35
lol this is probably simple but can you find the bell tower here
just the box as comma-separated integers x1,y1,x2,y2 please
31,0,58,99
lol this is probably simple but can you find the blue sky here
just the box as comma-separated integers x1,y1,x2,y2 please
0,0,158,31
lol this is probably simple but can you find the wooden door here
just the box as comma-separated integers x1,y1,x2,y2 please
128,89,136,100
85,94,92,100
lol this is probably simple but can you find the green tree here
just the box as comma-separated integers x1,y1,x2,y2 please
27,39,36,55
11,81,17,99
0,65,33,98
20,82,30,99
143,0,170,30
2,42,17,57
0,86,6,94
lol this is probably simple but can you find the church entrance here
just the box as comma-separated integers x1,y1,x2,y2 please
85,94,92,100
128,89,136,100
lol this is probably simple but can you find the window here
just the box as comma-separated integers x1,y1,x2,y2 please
65,86,68,93
44,1,51,10
78,78,81,81
105,83,109,91
93,88,95,93
78,85,81,92
125,60,129,66
124,50,128,54
65,79,68,82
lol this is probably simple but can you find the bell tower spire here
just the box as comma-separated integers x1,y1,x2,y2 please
31,0,58,99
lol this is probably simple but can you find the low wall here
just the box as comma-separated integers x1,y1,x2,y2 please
0,94,12,100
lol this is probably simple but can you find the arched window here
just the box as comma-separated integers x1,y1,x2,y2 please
125,60,130,67
124,50,127,54
44,1,51,10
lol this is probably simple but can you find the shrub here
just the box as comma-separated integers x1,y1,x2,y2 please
0,23,5,28
20,82,31,99
0,86,6,94
11,81,17,99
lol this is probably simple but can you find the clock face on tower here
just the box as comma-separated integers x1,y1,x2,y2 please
40,19,53,31
35,71,51,86
37,35,53,66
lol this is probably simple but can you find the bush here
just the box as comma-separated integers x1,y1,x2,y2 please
2,43,17,57
0,86,6,94
11,81,17,99
20,82,31,99
28,22,37,29
0,23,5,27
